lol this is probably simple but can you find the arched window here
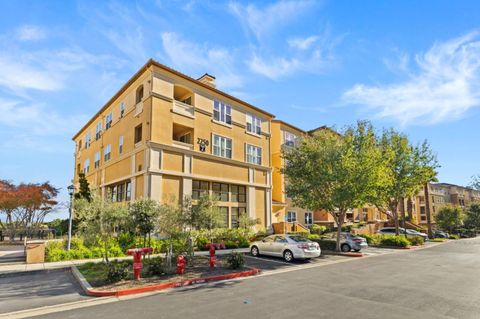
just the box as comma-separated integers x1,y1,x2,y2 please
136,85,144,104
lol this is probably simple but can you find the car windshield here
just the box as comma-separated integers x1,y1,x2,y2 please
406,229,418,234
288,235,308,242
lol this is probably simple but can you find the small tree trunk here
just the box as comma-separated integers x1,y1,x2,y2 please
335,211,345,252
407,197,413,221
424,183,433,239
104,240,109,263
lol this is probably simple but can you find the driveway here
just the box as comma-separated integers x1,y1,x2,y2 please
0,268,89,314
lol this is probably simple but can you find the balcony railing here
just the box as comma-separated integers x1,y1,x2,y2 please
173,100,195,118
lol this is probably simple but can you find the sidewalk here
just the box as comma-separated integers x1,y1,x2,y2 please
0,248,250,275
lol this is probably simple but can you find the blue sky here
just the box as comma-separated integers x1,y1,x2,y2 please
1,0,479,220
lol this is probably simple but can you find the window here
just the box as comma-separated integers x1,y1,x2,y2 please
136,85,144,104
231,185,246,203
78,140,82,150
117,183,125,202
305,212,313,225
212,134,232,159
212,183,229,201
231,207,246,228
106,113,113,130
120,102,125,118
219,207,229,228
108,180,131,202
179,133,191,144
134,125,142,144
246,144,262,165
246,114,261,135
83,159,90,174
284,132,297,147
94,151,100,169
104,144,111,162
420,206,426,214
77,163,81,175
85,133,91,149
181,96,192,105
192,180,209,200
126,181,132,201
213,100,232,125
95,122,102,140
287,211,297,222
119,136,124,154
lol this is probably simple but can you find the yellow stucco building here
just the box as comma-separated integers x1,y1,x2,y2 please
73,59,274,230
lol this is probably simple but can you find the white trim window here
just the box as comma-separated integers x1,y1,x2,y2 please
106,113,113,130
104,144,111,162
83,158,90,174
287,211,297,222
120,102,125,118
94,151,101,169
119,136,124,154
95,122,102,140
212,134,232,159
246,144,262,165
284,131,297,147
246,114,261,135
304,212,313,225
85,132,91,149
213,100,232,125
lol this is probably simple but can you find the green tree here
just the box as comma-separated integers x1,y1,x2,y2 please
238,214,259,229
470,175,480,191
156,202,184,270
464,203,480,230
372,130,439,236
75,194,128,262
434,206,463,233
129,199,160,247
75,173,91,202
282,121,387,251
186,194,224,230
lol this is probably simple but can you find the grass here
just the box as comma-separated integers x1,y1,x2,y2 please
430,238,448,242
77,261,114,286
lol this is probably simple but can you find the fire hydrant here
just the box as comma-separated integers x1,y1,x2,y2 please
209,246,217,268
177,255,186,274
126,247,153,280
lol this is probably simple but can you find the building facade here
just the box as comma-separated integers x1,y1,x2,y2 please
73,60,274,231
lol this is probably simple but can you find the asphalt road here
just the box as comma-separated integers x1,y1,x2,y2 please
36,238,480,319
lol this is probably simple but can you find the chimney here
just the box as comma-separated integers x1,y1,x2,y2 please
197,73,216,88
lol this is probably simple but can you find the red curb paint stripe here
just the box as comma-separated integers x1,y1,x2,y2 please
86,268,260,297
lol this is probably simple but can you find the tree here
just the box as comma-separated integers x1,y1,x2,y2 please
283,121,387,251
75,173,91,202
75,194,128,262
156,202,185,270
238,214,260,229
185,194,224,231
129,199,160,247
464,203,480,230
434,206,463,233
372,130,439,236
470,175,480,191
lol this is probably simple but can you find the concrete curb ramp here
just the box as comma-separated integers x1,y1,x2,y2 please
72,265,260,297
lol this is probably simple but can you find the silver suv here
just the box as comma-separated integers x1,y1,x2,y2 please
377,227,428,241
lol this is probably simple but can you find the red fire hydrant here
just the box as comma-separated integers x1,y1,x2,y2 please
177,255,186,274
126,247,153,280
209,246,217,268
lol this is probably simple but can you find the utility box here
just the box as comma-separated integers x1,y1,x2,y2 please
26,240,45,264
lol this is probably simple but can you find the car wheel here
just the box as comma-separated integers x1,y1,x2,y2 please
251,246,259,257
353,249,361,252
283,250,294,262
341,244,351,252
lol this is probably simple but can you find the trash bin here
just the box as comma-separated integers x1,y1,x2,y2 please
26,240,45,264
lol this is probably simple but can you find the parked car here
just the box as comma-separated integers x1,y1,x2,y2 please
433,230,449,238
340,233,368,252
250,234,321,262
377,227,428,241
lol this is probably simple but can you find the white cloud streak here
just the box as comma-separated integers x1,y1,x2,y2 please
15,25,46,41
343,31,480,125
288,36,319,50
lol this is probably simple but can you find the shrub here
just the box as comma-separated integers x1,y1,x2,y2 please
358,234,383,246
380,235,410,248
143,257,165,277
309,224,327,235
226,252,245,269
449,234,460,240
307,234,320,240
408,236,425,246
311,239,336,251
107,260,130,283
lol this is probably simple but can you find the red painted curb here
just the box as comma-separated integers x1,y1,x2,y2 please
86,268,260,297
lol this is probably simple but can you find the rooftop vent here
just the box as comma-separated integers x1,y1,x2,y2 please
197,73,216,88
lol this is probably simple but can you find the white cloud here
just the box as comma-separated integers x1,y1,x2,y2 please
160,32,243,88
288,36,319,50
249,54,300,79
343,31,480,125
15,25,46,41
228,0,315,39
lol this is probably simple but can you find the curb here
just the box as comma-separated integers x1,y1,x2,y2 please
72,265,260,297
322,251,363,257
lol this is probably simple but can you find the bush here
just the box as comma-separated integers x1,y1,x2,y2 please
358,234,383,246
226,252,245,269
408,236,425,246
309,224,327,235
143,257,165,277
311,239,336,251
107,260,130,283
193,228,251,251
380,235,410,248
449,234,460,240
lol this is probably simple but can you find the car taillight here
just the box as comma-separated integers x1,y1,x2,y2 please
297,244,309,249
353,239,363,243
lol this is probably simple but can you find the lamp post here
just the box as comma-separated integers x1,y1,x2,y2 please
67,184,75,251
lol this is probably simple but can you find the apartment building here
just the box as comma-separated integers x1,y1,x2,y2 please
72,59,274,231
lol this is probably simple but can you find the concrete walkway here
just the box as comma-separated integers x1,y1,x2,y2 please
0,248,250,274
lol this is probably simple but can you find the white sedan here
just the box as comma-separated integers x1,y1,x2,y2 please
250,234,321,262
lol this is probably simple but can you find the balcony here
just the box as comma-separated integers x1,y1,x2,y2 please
173,100,194,118
172,123,194,150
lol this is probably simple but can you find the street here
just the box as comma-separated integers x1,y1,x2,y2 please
35,238,480,319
